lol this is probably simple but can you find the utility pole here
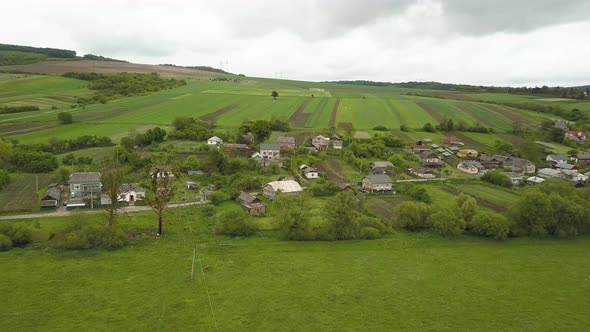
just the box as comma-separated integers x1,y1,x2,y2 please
116,148,119,165
35,175,38,194
90,186,94,209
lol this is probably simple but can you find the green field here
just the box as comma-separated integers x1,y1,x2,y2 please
2,210,590,331
0,173,57,213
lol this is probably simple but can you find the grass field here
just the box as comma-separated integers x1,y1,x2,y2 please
1,209,590,331
0,173,57,213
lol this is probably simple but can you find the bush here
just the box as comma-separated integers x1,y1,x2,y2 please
0,234,12,251
430,208,465,237
423,123,436,133
402,184,432,203
209,191,229,205
396,202,431,231
215,208,257,237
0,169,9,190
200,205,216,218
373,125,388,131
0,223,32,247
471,211,511,240
360,227,380,240
400,125,410,132
481,170,513,188
49,224,127,250
57,112,73,124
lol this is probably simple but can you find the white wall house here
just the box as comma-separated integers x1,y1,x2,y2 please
207,136,223,147
118,183,146,203
260,143,281,160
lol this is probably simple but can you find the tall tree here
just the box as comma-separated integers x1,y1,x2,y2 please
145,165,177,235
102,166,128,227
271,90,279,100
275,194,312,240
325,191,360,240
456,193,477,225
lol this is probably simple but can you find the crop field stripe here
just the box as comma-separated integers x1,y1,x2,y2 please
390,99,437,129
287,98,313,127
335,98,354,125
329,98,340,127
386,100,406,126
200,104,240,123
305,98,334,128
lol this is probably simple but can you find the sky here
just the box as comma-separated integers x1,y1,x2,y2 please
1,0,590,86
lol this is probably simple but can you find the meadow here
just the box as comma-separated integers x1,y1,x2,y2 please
2,208,590,331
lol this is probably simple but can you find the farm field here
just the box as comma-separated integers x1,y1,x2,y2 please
0,173,57,213
0,74,89,110
2,210,590,331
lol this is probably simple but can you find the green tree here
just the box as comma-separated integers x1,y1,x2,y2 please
423,123,436,133
396,201,431,231
470,211,511,240
271,90,279,100
102,166,128,227
144,165,177,235
57,112,73,124
509,190,554,237
0,169,9,190
275,194,313,240
430,207,465,237
456,193,477,225
215,207,257,237
325,191,360,240
252,120,271,142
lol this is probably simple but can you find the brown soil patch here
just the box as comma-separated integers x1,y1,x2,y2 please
415,102,444,122
200,104,239,124
0,122,58,136
328,98,340,127
316,158,348,184
338,122,354,131
477,103,528,124
288,98,312,127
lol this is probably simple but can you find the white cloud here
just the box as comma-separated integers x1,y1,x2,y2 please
1,0,589,86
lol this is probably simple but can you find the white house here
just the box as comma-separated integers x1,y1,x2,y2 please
299,164,319,179
262,180,303,199
330,134,343,149
260,143,281,160
361,174,393,193
312,135,330,150
207,136,223,147
546,154,569,164
251,152,264,164
457,161,486,175
118,183,145,203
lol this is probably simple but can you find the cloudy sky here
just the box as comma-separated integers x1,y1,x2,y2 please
2,0,590,86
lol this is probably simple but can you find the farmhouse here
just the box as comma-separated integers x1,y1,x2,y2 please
69,172,102,198
260,143,281,160
457,149,479,159
420,151,443,167
275,136,296,150
554,162,576,171
526,176,545,185
262,180,303,200
330,134,343,149
502,156,536,174
502,172,525,184
553,121,569,130
443,136,462,147
576,153,590,166
546,154,569,164
312,135,330,150
299,164,319,179
408,167,435,179
207,136,223,147
538,168,562,179
478,155,503,169
118,183,145,203
362,174,393,193
457,161,485,174
251,152,264,164
185,181,198,190
237,192,267,216
565,130,588,142
40,185,61,209
370,161,393,174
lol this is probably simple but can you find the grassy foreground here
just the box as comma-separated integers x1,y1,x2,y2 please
1,207,589,331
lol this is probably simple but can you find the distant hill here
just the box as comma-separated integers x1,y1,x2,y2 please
160,64,230,74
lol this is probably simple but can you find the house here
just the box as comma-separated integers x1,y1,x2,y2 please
457,161,486,174
408,167,435,179
237,192,267,216
538,168,562,179
251,152,264,164
565,130,588,142
502,156,536,174
412,144,430,154
262,180,303,200
207,136,223,147
436,148,446,153
40,185,61,209
275,136,296,150
260,143,281,160
443,136,462,147
526,176,545,185
431,144,440,149
449,146,460,152
299,164,319,179
442,152,452,158
576,153,590,166
546,154,569,164
118,183,145,203
69,172,102,198
312,135,330,150
502,172,524,184
423,138,433,143
241,132,254,143
185,181,198,189
457,149,479,159
330,134,343,149
563,170,588,183
420,151,443,167
223,143,250,153
479,155,504,169
554,162,576,171
361,174,393,193
370,161,393,174
553,121,569,130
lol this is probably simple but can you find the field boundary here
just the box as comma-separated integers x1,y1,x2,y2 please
287,98,312,127
328,98,340,127
200,104,240,124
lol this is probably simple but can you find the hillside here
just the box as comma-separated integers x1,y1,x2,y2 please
0,60,229,77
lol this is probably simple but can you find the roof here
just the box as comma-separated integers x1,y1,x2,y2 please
413,145,430,150
555,162,576,170
314,135,330,141
420,151,437,159
275,136,295,143
363,174,393,184
431,144,439,148
449,146,460,151
527,176,545,183
553,121,569,130
436,148,445,153
42,186,61,201
547,154,568,161
120,183,145,193
371,161,393,169
423,138,433,143
302,166,318,174
260,143,281,151
251,152,263,159
265,180,303,193
208,136,222,142
69,172,101,184
460,160,485,169
238,192,257,204
576,153,590,159
442,152,452,157
538,168,562,177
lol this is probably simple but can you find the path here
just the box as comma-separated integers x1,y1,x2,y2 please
0,201,208,221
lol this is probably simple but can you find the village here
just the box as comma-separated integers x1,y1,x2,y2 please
38,126,590,218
